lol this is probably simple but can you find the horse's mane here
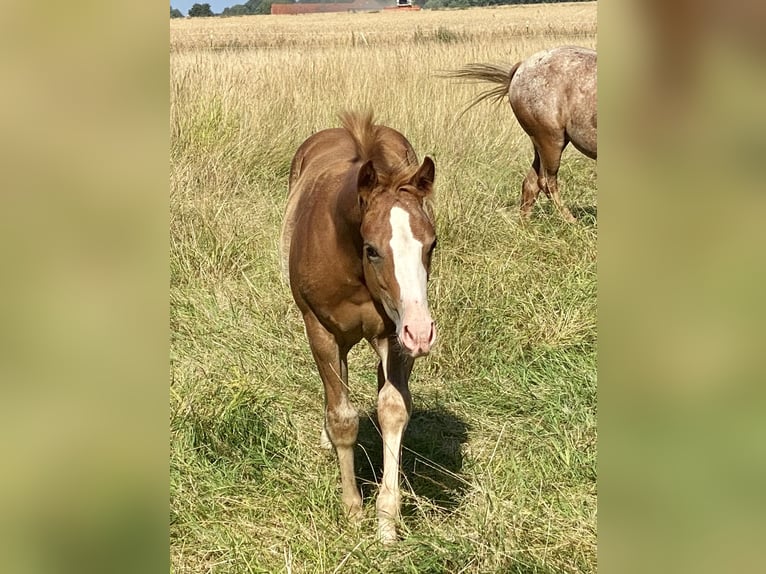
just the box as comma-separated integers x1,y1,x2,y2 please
339,111,420,189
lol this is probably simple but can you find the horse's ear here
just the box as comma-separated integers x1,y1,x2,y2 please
411,156,435,196
357,160,377,209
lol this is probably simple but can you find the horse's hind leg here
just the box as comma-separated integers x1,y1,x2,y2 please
537,134,576,223
520,148,542,220
371,336,413,544
304,313,363,520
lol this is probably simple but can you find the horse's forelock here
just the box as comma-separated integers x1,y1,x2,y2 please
341,111,419,190
340,110,378,163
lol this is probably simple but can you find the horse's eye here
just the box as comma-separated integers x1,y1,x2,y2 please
365,245,380,260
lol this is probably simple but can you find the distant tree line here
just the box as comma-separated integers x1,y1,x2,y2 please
220,0,275,16
171,0,592,18
169,3,217,18
189,3,215,16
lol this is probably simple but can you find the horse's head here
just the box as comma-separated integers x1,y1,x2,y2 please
357,157,437,358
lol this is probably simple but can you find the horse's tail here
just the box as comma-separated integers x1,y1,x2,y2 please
442,62,521,119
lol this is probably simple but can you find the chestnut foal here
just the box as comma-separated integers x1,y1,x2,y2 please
280,111,437,543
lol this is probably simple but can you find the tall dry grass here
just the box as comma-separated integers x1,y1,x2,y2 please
171,4,597,573
170,4,596,51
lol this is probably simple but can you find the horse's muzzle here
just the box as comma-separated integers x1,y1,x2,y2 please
401,320,436,358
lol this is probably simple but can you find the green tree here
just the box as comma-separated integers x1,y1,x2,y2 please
188,3,214,17
170,6,183,18
221,0,275,16
252,0,276,14
222,4,249,16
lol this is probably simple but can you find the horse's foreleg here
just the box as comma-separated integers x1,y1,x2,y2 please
372,337,413,544
326,393,363,520
304,314,362,520
377,380,411,543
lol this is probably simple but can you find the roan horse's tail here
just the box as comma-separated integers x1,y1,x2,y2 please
443,62,522,119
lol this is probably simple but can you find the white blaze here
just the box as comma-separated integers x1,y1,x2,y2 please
389,206,429,323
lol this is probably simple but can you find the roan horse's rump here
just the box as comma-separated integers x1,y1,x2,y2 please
281,111,437,543
447,46,597,222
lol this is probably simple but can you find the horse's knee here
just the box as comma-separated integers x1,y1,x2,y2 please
377,383,410,429
325,403,359,448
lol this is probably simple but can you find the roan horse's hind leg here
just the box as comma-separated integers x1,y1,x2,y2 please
303,313,363,520
521,136,577,223
372,336,414,544
520,148,543,219
535,134,576,223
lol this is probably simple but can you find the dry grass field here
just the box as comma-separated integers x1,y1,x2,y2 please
170,3,595,51
171,3,597,572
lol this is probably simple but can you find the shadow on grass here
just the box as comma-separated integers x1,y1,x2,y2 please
508,201,597,226
355,405,470,514
570,204,597,224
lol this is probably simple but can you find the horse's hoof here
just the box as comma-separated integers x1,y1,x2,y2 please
377,523,398,545
346,502,364,524
518,211,533,223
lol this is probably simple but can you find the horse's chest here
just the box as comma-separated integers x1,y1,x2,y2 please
311,294,388,344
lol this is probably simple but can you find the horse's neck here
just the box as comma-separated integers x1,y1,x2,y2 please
334,184,363,253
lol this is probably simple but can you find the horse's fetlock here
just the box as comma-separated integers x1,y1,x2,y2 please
343,495,364,521
377,487,400,516
376,492,400,544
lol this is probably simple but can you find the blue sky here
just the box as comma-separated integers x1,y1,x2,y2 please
172,1,237,15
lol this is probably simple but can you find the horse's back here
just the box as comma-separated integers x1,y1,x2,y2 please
281,128,353,282
512,46,595,91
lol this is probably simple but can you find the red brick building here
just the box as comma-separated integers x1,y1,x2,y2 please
271,0,419,15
